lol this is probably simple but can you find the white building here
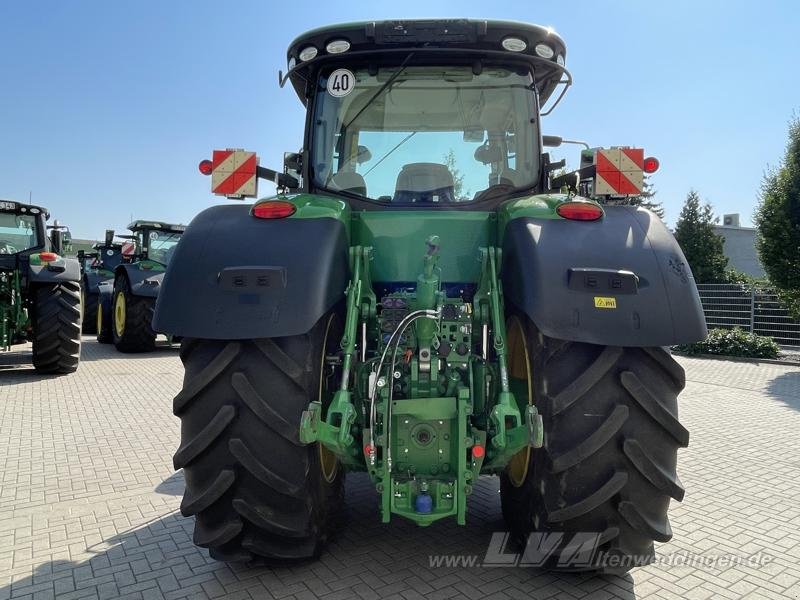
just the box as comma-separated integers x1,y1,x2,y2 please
712,214,765,278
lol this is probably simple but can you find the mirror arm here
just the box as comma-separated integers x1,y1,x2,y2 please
256,165,299,189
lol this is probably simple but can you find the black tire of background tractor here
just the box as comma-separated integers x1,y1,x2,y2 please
82,287,99,334
173,313,345,563
500,315,688,573
31,281,82,374
112,276,156,353
96,294,113,344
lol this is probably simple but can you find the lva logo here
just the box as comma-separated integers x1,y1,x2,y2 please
483,532,605,568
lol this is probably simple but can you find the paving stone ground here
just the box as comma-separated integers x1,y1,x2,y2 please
1,338,799,600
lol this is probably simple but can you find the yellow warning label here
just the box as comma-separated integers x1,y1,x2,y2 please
594,297,617,309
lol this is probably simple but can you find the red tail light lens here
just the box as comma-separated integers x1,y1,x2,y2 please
198,159,213,175
643,156,660,173
252,201,296,219
556,201,604,221
39,252,58,262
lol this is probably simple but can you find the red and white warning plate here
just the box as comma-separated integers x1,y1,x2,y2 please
594,148,644,196
211,150,259,198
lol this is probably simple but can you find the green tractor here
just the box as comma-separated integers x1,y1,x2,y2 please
47,220,74,256
154,20,706,571
1,199,82,373
97,220,184,351
78,229,127,335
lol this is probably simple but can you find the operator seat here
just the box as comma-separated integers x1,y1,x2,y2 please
329,170,367,196
394,163,456,203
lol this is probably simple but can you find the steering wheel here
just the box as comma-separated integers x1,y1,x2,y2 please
0,242,18,254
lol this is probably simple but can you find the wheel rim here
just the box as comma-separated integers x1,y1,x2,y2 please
114,292,126,338
506,315,533,488
96,301,103,333
318,314,339,483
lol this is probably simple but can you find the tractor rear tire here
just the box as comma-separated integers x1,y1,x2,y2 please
500,315,688,573
173,313,344,563
31,282,82,374
112,276,156,352
82,287,99,334
96,293,113,344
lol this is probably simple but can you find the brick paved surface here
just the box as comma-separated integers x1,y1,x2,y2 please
1,339,799,600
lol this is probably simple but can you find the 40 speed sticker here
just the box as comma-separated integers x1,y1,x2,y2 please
327,69,355,97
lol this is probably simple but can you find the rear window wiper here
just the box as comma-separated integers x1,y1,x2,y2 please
343,52,416,130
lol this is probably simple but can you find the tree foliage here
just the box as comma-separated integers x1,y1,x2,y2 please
673,190,728,283
443,150,470,201
754,116,800,317
598,175,665,219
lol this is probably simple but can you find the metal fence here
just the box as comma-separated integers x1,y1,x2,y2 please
696,283,800,349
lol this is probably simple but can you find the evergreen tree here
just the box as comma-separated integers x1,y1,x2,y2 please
635,176,665,219
443,150,470,201
598,175,665,219
674,190,728,283
754,116,800,318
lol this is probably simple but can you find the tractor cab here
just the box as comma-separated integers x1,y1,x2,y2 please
201,20,571,205
125,221,185,267
79,230,127,276
0,200,47,262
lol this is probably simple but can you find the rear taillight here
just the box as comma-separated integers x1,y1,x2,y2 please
198,159,213,175
252,200,296,219
39,252,58,262
556,201,604,221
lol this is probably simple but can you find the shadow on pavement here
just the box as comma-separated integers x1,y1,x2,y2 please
0,348,68,381
78,337,180,362
0,473,637,599
767,370,800,412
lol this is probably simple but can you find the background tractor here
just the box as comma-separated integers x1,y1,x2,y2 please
0,199,82,373
47,221,73,256
98,220,184,351
155,19,706,572
78,230,127,335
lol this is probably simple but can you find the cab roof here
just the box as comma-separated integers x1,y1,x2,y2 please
284,19,568,108
127,220,185,233
0,199,49,219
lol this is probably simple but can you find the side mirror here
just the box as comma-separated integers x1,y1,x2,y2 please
283,152,303,188
355,145,372,164
542,135,563,148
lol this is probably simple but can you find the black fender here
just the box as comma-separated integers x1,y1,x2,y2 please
28,257,81,284
501,206,707,347
113,264,164,298
97,280,114,319
84,271,113,295
153,204,349,339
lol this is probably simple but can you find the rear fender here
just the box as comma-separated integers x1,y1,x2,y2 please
84,271,113,295
114,264,163,298
501,206,707,347
153,204,349,339
27,257,81,284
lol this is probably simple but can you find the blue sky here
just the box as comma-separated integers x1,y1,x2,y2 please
1,1,798,238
